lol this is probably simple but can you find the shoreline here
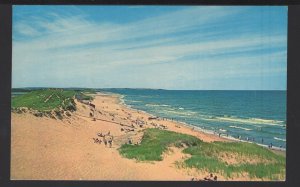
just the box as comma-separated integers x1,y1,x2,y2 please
11,91,285,180
90,92,227,143
104,91,286,152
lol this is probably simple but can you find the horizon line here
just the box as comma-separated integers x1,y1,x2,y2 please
11,87,287,91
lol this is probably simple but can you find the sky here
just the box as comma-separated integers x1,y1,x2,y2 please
12,6,287,90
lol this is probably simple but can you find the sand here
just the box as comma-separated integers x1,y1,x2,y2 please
11,92,264,181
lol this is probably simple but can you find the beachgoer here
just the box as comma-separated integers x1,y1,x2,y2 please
262,138,264,144
103,136,107,147
108,139,113,148
128,138,132,144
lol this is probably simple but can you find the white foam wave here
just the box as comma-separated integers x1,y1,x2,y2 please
203,116,285,127
274,137,286,142
129,100,142,103
229,126,252,131
250,118,284,124
145,103,169,107
163,110,196,116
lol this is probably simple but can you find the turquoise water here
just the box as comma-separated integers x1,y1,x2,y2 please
100,89,286,148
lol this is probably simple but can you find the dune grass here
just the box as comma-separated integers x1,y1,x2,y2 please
119,128,285,180
76,92,94,100
183,142,285,179
119,128,201,161
11,89,77,111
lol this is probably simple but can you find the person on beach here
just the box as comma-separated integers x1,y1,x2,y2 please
128,138,132,144
103,136,107,147
262,138,264,144
97,132,103,137
108,135,113,148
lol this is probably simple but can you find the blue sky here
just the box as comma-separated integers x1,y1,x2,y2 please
12,6,287,90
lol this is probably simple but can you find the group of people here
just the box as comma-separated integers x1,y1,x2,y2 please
93,131,114,148
120,127,135,133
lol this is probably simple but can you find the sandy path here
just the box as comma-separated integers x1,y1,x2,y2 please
10,93,239,180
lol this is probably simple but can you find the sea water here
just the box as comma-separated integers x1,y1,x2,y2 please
100,89,286,148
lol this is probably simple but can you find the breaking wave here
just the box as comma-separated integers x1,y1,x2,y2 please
202,116,285,127
274,137,286,142
145,103,170,107
229,126,252,131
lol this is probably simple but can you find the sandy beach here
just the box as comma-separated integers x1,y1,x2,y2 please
11,92,278,180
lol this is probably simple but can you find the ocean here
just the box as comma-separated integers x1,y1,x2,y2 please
99,89,286,148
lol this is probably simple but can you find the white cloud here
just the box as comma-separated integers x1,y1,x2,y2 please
14,22,40,37
12,6,287,89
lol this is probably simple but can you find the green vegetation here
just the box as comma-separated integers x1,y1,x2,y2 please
12,88,32,92
183,141,285,179
82,89,97,94
119,128,285,180
76,92,94,100
119,128,201,161
12,89,77,111
71,88,97,94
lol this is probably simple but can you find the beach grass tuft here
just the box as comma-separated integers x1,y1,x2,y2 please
11,89,81,111
119,128,202,161
119,128,285,180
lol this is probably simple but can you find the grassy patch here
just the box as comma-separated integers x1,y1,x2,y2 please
183,142,285,179
11,89,77,111
75,92,94,101
118,128,285,180
118,128,201,161
82,89,97,94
